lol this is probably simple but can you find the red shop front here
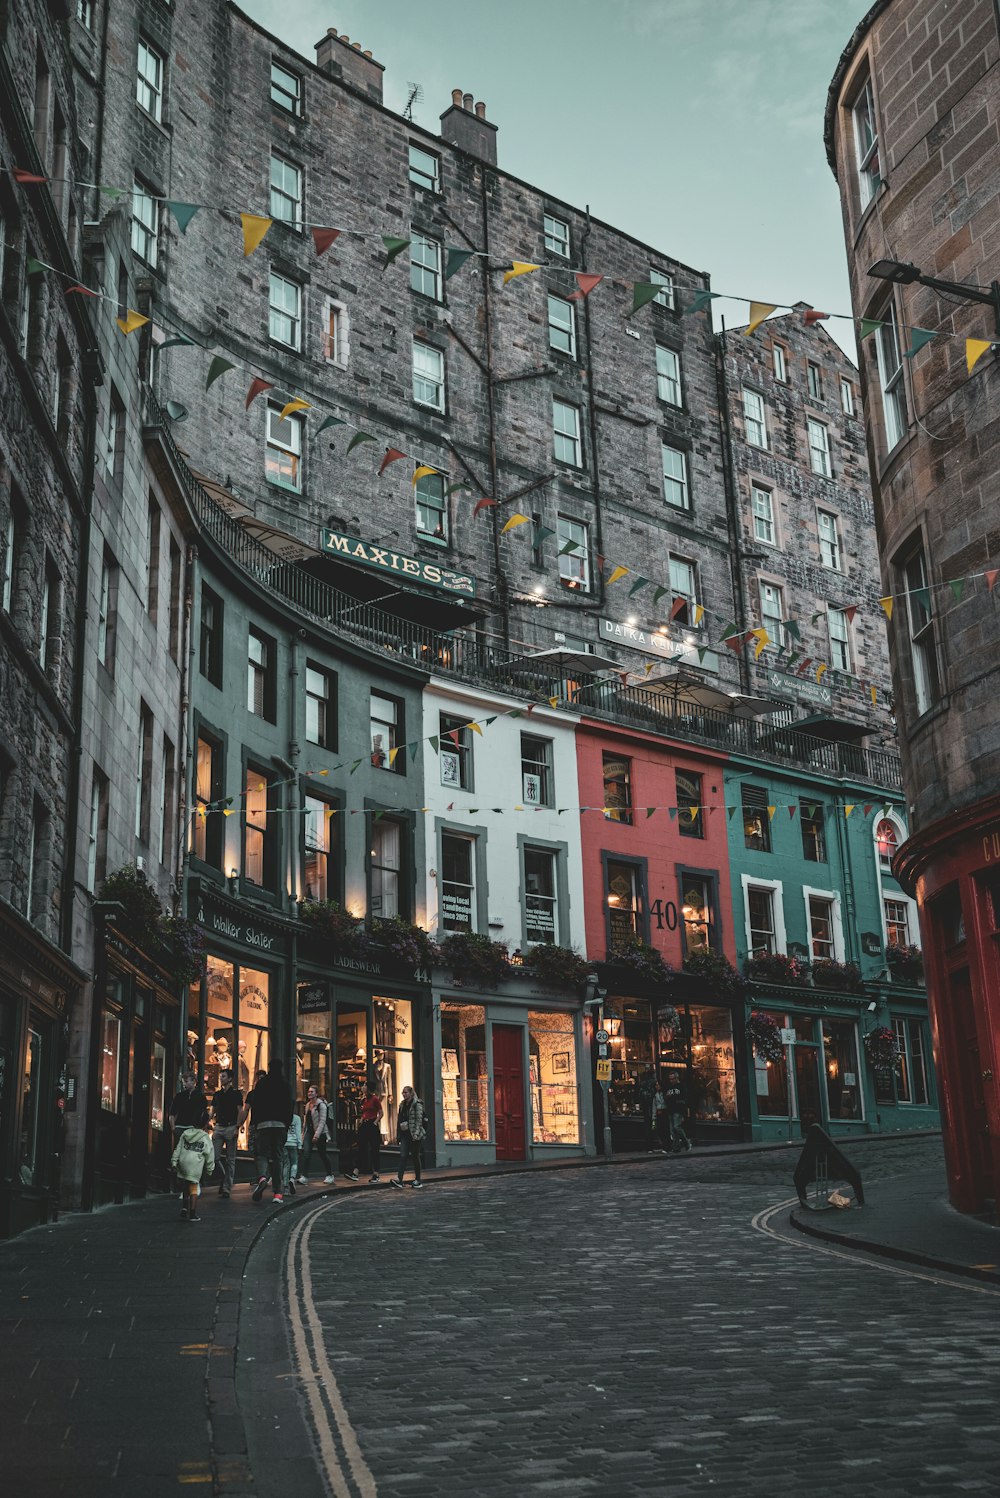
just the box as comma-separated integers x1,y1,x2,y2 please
896,791,1000,1216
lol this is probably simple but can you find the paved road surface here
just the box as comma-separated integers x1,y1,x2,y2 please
241,1137,1000,1498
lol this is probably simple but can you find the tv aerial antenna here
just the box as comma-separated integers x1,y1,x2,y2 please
403,82,423,121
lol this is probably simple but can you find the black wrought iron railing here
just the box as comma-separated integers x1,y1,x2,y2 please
145,389,902,790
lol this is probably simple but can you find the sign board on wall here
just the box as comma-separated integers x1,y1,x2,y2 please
766,670,833,706
320,529,477,597
598,618,718,672
297,983,331,1014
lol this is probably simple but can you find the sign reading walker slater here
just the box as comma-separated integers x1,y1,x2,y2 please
321,529,476,597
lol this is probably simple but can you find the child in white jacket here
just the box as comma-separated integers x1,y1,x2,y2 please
171,1110,214,1222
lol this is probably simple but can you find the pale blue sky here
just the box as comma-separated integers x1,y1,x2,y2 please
241,0,869,357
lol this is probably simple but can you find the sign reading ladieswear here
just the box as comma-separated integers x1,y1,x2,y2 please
321,529,477,597
597,618,718,672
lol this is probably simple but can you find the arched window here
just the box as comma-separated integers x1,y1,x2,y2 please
875,818,899,866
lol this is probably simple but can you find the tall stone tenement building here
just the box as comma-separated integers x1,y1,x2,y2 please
0,0,924,1235
826,0,1000,1214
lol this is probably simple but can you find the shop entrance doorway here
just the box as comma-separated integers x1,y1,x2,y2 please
335,1005,369,1169
493,1024,526,1160
794,1047,822,1135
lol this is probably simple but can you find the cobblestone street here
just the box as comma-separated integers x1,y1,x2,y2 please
253,1138,1000,1498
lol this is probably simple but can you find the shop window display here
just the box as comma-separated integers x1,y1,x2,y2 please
689,1006,737,1123
606,998,656,1121
20,1026,43,1186
100,1008,121,1111
201,955,270,1149
608,997,740,1130
442,1002,489,1141
151,1039,166,1131
336,1007,369,1161
528,1011,579,1144
296,1010,331,1108
373,997,413,1143
822,1019,862,1120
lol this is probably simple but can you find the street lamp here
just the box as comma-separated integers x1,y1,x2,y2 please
868,259,1000,337
583,972,613,1161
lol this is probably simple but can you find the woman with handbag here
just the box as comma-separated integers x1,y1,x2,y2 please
297,1085,335,1184
390,1085,426,1189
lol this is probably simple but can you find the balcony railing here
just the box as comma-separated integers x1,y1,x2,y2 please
145,389,902,791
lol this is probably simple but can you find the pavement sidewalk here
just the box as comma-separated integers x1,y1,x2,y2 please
0,1130,961,1497
790,1164,1000,1286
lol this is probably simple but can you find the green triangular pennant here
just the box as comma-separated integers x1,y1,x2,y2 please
100,186,124,201
445,246,475,279
382,236,411,267
558,540,581,555
948,578,965,603
533,524,556,546
349,758,364,774
26,257,46,276
859,318,882,340
652,585,670,606
646,806,656,819
316,415,347,435
206,355,236,389
668,807,678,820
631,281,661,314
696,647,709,664
628,576,650,597
903,327,938,359
913,586,930,613
445,481,473,497
409,741,419,762
484,716,497,726
682,289,718,315
727,806,737,820
784,619,801,641
428,736,439,753
167,201,200,234
158,334,196,352
347,431,376,455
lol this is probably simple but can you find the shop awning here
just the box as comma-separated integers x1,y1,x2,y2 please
795,712,870,743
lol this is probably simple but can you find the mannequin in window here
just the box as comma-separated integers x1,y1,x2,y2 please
237,1039,250,1094
213,1035,232,1072
373,1047,394,1137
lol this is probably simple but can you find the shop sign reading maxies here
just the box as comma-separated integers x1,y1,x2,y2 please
321,530,477,597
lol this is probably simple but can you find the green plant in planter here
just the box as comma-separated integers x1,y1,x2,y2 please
521,943,590,990
745,951,810,986
683,948,747,1000
608,935,675,985
371,916,440,970
160,914,205,985
439,931,511,988
886,943,924,982
98,865,163,936
810,958,864,993
297,900,370,958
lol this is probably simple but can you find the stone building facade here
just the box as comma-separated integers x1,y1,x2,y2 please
825,0,1000,1213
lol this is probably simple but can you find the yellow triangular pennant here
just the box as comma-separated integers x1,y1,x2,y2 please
607,566,630,585
751,627,770,659
869,686,878,706
767,806,777,821
844,804,855,817
503,261,539,285
694,603,705,627
388,746,400,767
816,663,827,682
501,513,531,534
279,398,311,421
116,308,150,335
879,596,894,621
745,301,777,336
468,722,483,736
412,464,437,488
966,338,993,375
222,808,236,817
689,806,699,822
241,213,272,256
548,696,559,708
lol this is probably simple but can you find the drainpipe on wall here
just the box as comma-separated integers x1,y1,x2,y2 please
832,790,861,967
478,163,508,645
715,320,751,692
579,205,607,615
173,544,196,909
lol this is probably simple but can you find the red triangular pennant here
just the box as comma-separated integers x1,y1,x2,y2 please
446,729,460,747
311,226,342,256
378,447,407,476
803,309,829,326
568,272,603,301
473,497,497,517
669,596,686,621
65,283,98,297
844,605,858,624
985,569,999,595
13,168,46,185
246,377,274,409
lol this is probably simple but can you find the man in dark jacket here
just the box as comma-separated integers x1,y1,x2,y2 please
240,1059,293,1202
664,1073,692,1154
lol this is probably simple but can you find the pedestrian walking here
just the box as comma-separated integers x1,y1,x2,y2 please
352,1082,384,1183
168,1071,208,1197
664,1073,693,1153
171,1110,214,1222
390,1084,426,1189
651,1078,670,1154
282,1111,303,1196
298,1085,335,1184
240,1059,293,1202
210,1069,243,1198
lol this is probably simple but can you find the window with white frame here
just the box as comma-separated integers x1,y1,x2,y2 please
553,399,582,465
136,40,164,122
412,341,445,410
410,233,442,300
807,361,823,400
746,884,778,956
326,301,348,364
521,735,553,806
752,484,775,545
852,76,880,209
557,515,590,592
899,541,939,714
265,404,303,490
656,344,681,405
130,179,158,266
441,831,476,932
668,555,696,625
548,294,576,357
807,417,832,476
76,0,93,27
808,894,838,960
269,153,302,227
884,898,910,948
772,343,787,382
894,1018,929,1104
828,607,853,672
247,628,275,719
415,472,448,541
268,272,301,349
661,442,689,510
524,846,558,944
408,144,440,192
650,268,674,307
818,509,841,570
742,387,767,448
86,770,108,891
440,714,472,790
371,818,402,917
841,377,855,416
305,663,335,749
543,214,569,257
876,817,899,867
303,795,332,901
760,581,784,649
874,301,907,449
270,60,302,116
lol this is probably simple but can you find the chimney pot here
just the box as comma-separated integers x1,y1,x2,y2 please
363,50,372,58
352,41,361,50
475,101,486,119
452,88,463,107
463,92,473,111
341,34,349,44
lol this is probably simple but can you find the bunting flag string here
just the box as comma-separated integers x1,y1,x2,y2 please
196,795,889,820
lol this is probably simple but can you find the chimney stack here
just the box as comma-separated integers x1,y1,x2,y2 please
440,88,498,165
314,27,384,104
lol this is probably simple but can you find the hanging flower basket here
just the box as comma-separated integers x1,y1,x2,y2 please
98,866,204,985
657,1004,682,1038
160,914,205,986
521,943,590,990
886,943,924,983
864,1026,901,1073
746,1010,785,1063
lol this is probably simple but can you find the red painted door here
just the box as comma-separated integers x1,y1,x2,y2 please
493,1025,526,1160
